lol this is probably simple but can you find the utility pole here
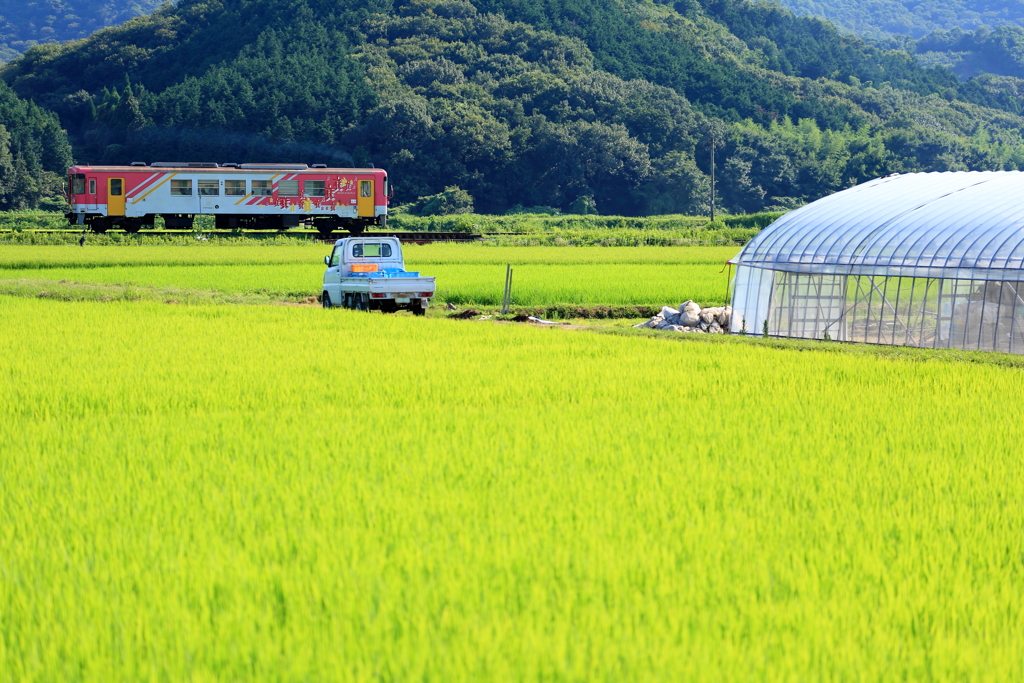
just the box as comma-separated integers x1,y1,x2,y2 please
710,134,716,223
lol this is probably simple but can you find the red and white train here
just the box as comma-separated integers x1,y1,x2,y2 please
66,162,390,233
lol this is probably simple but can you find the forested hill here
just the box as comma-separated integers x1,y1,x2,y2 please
0,0,167,63
770,0,1024,82
6,0,1024,215
775,0,1024,40
0,80,72,210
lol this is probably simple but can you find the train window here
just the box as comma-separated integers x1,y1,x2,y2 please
198,179,219,196
352,243,392,258
72,175,86,194
89,179,96,194
252,180,272,196
360,180,372,197
304,180,325,197
110,179,123,196
279,179,299,197
224,180,245,196
171,179,193,196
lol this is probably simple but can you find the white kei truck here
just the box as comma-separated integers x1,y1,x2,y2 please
322,237,435,314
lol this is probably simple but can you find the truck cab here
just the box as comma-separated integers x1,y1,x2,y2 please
323,237,435,314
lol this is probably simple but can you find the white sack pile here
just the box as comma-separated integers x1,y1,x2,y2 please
633,300,731,333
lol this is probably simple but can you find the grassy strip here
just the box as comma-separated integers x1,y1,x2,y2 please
596,321,1024,369
0,231,320,246
388,211,783,232
1,210,784,246
0,278,317,306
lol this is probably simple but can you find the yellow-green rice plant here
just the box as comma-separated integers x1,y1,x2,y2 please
2,296,1024,681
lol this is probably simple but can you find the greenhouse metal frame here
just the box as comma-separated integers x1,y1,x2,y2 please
730,171,1024,353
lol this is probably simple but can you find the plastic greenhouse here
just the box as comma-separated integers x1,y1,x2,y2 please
729,171,1024,353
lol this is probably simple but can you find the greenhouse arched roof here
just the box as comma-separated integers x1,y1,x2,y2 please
731,171,1024,280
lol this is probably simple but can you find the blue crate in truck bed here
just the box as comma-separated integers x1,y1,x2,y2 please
346,269,421,278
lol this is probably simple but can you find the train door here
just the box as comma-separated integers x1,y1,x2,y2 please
86,177,99,211
107,178,125,216
199,177,220,213
357,179,374,217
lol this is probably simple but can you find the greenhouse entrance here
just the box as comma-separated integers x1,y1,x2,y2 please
763,272,1024,352
729,171,1024,355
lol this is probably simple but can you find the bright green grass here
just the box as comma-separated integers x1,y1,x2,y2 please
0,244,739,268
2,296,1024,681
0,245,740,306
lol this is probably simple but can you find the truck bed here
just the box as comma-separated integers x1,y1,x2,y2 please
339,276,435,293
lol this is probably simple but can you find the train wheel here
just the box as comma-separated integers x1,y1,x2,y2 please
316,223,335,236
122,222,142,234
90,219,111,234
322,292,332,309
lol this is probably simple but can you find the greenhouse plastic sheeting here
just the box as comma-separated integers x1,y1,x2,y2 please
731,171,1024,280
728,172,1024,352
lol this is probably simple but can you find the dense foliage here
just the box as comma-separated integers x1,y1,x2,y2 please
7,0,1024,214
0,0,167,62
0,81,72,210
773,0,1024,81
776,0,1024,39
913,25,1024,80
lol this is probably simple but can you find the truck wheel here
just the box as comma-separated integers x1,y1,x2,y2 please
343,293,353,309
355,294,368,311
322,292,332,308
412,300,426,316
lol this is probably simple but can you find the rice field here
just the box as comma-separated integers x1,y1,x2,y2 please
0,244,739,306
2,294,1024,681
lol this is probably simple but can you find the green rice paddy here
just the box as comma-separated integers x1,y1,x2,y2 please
0,244,738,306
1,242,1022,681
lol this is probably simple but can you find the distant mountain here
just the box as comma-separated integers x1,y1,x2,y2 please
771,1,1024,81
0,0,167,63
6,0,1024,214
775,0,1024,40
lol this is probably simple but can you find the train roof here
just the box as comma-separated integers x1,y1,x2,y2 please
68,163,385,173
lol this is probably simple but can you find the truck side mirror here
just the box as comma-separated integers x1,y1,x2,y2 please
324,255,331,266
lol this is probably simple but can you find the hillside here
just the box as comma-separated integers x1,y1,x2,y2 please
0,80,72,210
775,0,1024,40
6,0,1024,215
0,0,167,63
772,0,1024,83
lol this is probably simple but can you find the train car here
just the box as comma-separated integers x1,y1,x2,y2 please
66,162,390,234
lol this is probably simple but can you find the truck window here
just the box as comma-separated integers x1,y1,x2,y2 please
330,247,342,266
352,243,392,258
